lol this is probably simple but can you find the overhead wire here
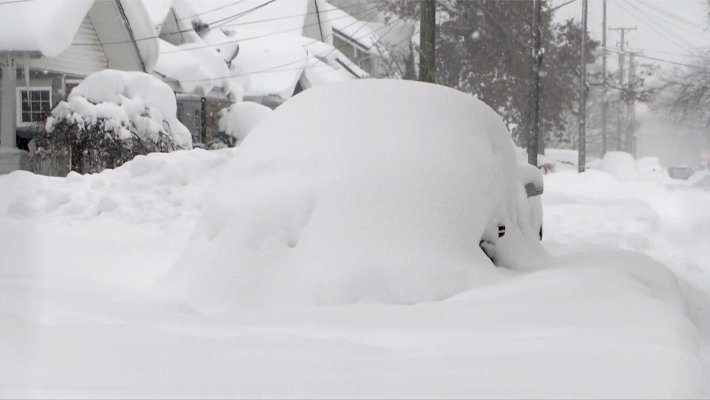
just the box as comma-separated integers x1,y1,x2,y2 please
71,1,380,49
158,2,385,55
622,0,703,47
176,9,400,83
611,0,693,53
636,0,707,32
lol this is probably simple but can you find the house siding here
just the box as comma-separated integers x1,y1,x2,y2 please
30,16,108,77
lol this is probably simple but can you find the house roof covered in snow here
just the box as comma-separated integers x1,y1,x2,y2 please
192,0,317,39
0,0,159,72
148,0,241,98
178,0,367,104
0,0,94,57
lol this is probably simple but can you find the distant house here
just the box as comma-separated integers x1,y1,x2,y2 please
189,0,369,108
321,2,390,78
0,0,158,173
145,0,241,147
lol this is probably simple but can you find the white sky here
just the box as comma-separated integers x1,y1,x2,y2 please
553,0,710,68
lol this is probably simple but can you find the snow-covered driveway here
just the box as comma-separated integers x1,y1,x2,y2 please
1,149,708,398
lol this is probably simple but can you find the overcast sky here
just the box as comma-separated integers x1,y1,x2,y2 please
553,0,710,68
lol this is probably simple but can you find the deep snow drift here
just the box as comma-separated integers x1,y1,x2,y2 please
0,145,705,397
217,101,273,144
162,80,545,310
1,86,707,396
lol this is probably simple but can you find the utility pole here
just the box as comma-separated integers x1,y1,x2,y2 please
601,0,608,156
609,26,636,151
626,52,638,157
528,0,543,167
419,0,436,83
578,0,588,173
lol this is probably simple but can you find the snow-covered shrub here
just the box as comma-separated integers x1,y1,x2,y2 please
35,70,191,174
217,101,272,146
601,151,638,179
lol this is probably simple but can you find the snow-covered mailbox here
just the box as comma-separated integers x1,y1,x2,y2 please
0,0,159,175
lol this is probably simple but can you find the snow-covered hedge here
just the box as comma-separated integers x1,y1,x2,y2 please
35,70,191,174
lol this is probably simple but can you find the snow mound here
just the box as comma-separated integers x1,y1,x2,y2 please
3,149,234,224
538,149,578,171
49,70,191,149
218,101,273,143
162,80,545,311
601,151,638,179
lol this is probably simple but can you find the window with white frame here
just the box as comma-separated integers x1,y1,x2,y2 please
17,87,52,125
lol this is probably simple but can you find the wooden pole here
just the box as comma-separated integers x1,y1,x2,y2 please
528,0,543,166
578,0,587,173
419,0,436,83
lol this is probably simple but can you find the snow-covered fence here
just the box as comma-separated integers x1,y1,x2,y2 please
28,125,71,177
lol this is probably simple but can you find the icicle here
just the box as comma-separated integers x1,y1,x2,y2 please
24,56,30,95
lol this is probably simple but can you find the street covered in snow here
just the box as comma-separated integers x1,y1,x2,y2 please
1,81,709,398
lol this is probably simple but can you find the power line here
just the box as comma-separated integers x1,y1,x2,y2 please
635,0,707,32
73,2,384,59
162,0,249,27
607,47,706,69
177,13,399,84
213,1,364,29
71,1,378,47
549,0,578,12
160,3,384,55
612,0,695,52
622,0,700,48
614,0,692,51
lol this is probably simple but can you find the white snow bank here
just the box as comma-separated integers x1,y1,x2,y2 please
601,151,638,178
538,148,578,170
0,136,703,397
162,80,545,311
50,70,191,149
218,101,273,143
0,0,94,57
2,149,234,226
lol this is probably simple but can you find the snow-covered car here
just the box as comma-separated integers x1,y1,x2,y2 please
668,165,696,180
165,79,546,309
520,163,544,238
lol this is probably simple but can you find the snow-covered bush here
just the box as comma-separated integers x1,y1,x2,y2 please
35,70,191,174
217,101,273,146
601,151,638,179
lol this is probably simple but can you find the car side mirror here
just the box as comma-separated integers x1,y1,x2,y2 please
519,164,544,198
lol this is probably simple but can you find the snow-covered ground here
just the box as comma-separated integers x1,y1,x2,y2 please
1,78,708,397
0,147,708,397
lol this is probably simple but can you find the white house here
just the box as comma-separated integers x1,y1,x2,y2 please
0,0,158,173
189,0,369,108
142,0,242,147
